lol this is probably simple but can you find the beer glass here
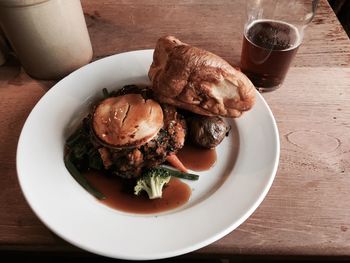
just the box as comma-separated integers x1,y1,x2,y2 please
240,0,319,91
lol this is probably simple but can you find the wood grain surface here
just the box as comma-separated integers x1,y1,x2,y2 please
0,0,350,259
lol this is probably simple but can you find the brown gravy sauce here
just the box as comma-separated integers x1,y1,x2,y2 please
176,144,217,171
84,144,216,214
85,171,191,214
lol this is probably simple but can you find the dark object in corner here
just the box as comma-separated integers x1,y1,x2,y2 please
328,0,350,38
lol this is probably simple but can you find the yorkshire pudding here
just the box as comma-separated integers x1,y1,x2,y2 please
148,36,255,117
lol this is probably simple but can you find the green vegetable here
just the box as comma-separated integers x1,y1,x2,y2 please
102,88,109,98
87,149,104,170
134,167,199,199
64,121,105,199
134,168,171,199
160,166,199,181
64,152,106,200
66,128,83,147
72,142,88,159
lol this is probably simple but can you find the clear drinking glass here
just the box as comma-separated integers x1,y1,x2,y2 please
240,0,319,92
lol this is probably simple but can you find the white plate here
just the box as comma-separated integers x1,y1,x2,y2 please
17,50,279,260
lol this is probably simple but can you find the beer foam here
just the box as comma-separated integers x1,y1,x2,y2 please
245,19,302,51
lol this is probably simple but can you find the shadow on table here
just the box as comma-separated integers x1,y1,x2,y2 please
1,251,350,263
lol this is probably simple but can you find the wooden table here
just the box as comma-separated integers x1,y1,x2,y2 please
1,0,350,260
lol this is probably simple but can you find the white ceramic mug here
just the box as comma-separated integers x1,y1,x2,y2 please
0,0,93,79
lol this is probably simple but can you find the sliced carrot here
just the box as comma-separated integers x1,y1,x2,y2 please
166,154,188,173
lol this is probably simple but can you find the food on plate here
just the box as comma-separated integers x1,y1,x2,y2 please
65,85,200,203
92,93,164,148
134,167,198,199
94,87,187,178
64,36,256,209
187,114,230,149
148,36,256,118
65,85,187,178
134,168,171,200
166,153,188,173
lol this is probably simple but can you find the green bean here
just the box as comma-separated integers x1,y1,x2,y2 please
159,166,199,180
64,152,105,200
102,88,109,98
66,129,82,147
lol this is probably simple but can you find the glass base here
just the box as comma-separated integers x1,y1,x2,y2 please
256,84,282,93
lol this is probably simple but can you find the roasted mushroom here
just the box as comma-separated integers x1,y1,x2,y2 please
187,115,230,149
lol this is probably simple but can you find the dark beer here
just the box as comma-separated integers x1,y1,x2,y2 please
240,19,301,90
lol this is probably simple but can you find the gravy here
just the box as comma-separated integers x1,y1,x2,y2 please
176,144,217,171
85,171,191,214
82,143,217,213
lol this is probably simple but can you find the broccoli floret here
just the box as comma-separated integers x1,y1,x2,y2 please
134,168,171,199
